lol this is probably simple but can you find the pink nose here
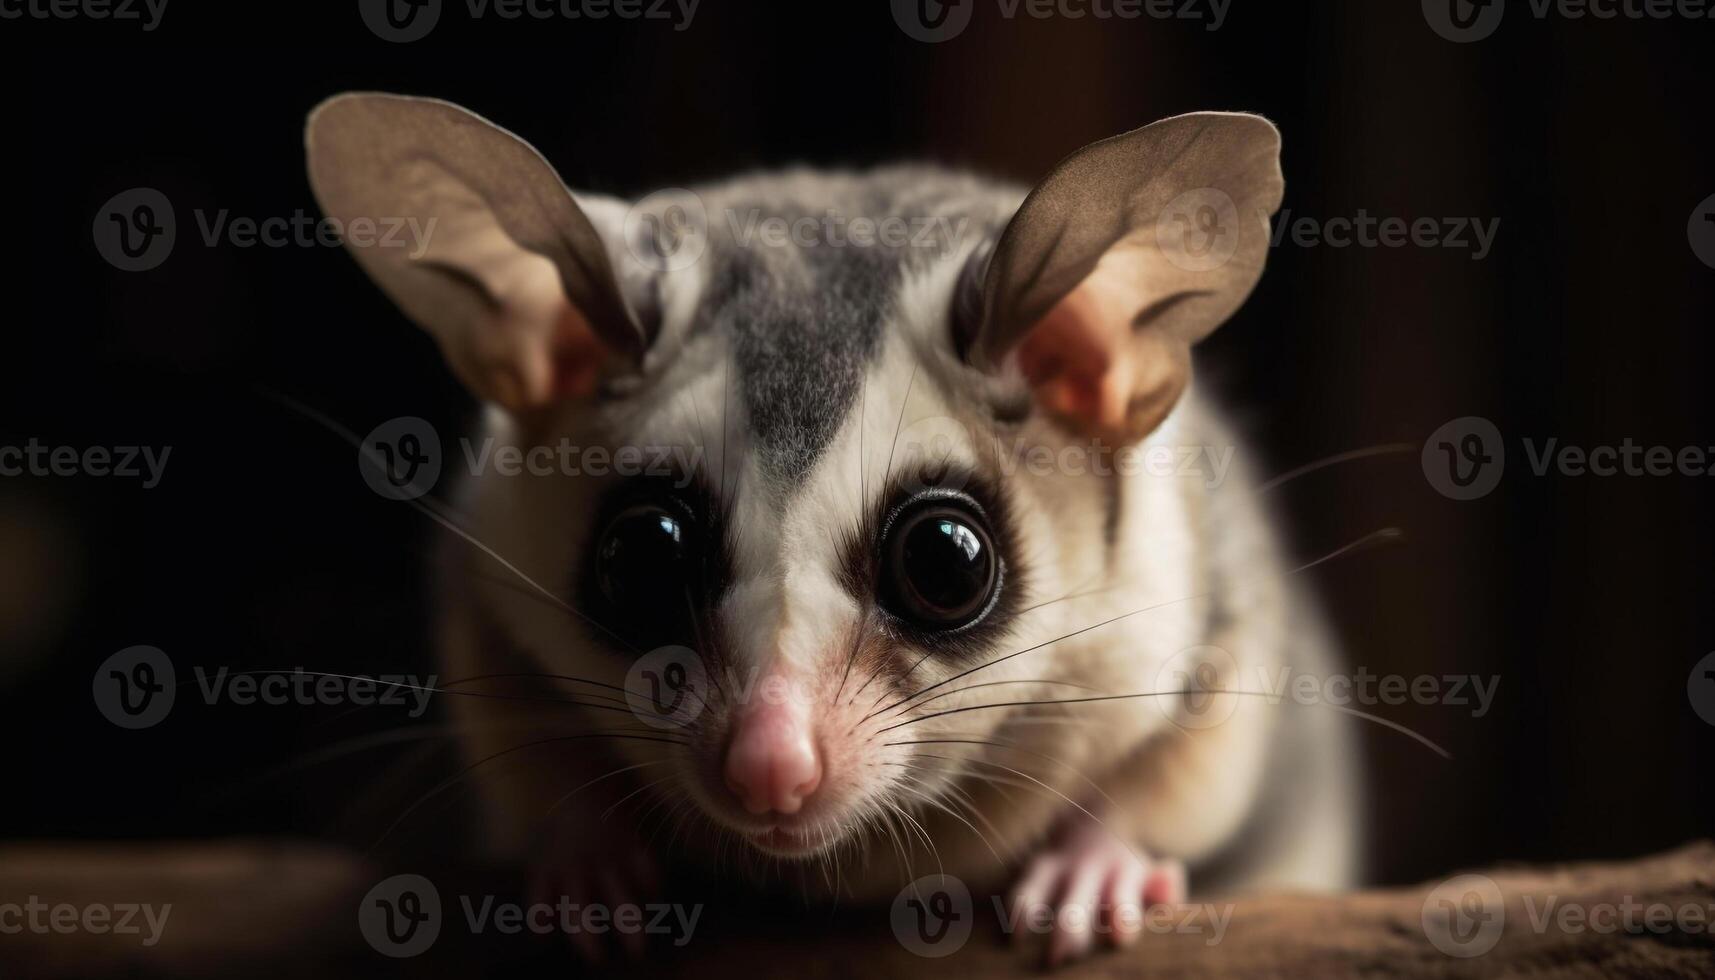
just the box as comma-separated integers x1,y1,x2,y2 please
723,703,823,815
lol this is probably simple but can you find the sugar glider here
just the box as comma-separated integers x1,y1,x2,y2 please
306,93,1361,965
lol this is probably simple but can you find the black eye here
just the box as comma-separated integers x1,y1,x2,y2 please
597,503,692,620
880,499,1000,631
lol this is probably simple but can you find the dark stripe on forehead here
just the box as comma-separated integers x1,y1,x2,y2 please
683,167,1025,487
717,244,892,484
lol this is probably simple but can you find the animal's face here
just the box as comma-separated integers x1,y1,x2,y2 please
307,93,1284,862
468,186,1082,856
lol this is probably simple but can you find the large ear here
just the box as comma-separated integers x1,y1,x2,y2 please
969,113,1284,442
306,92,645,413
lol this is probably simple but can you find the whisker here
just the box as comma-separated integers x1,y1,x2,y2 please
680,389,712,468
895,777,1005,867
833,610,872,707
909,678,1100,711
890,759,1039,798
601,774,677,822
1256,443,1417,494
869,526,1405,722
681,585,726,702
462,564,639,653
892,800,944,880
449,668,715,717
841,367,921,707
1321,703,1453,760
890,687,1454,758
880,804,916,884
859,361,868,507
933,777,1016,862
718,358,731,499
176,669,636,716
883,688,1231,733
1290,526,1403,573
864,600,1198,723
259,388,639,653
370,732,685,853
271,721,669,786
918,753,1137,861
886,735,1120,811
881,363,918,491
531,760,668,841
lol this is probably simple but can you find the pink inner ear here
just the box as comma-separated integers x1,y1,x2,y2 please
1016,280,1137,435
549,305,610,402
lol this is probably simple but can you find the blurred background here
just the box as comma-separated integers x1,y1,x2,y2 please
6,0,1712,904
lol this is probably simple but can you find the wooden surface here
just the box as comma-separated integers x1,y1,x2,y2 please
2,840,1712,978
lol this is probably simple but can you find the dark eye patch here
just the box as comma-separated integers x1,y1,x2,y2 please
577,472,730,655
839,465,1025,664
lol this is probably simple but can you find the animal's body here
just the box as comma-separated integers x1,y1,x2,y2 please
308,93,1361,964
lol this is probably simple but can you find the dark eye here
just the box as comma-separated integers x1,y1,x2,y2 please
597,503,692,620
879,499,1000,631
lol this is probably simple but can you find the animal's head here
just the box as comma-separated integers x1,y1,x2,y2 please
307,93,1281,864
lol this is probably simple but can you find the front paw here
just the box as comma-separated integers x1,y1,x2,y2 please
1006,818,1186,967
527,824,662,963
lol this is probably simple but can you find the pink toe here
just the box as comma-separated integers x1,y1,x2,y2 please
1048,855,1107,965
1103,854,1150,945
1145,859,1187,906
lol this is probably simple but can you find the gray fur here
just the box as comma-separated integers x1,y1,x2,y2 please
310,98,1364,910
677,167,1017,482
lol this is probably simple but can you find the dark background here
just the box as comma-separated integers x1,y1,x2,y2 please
6,0,1712,891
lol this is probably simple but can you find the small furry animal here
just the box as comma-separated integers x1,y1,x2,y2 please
307,93,1361,965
